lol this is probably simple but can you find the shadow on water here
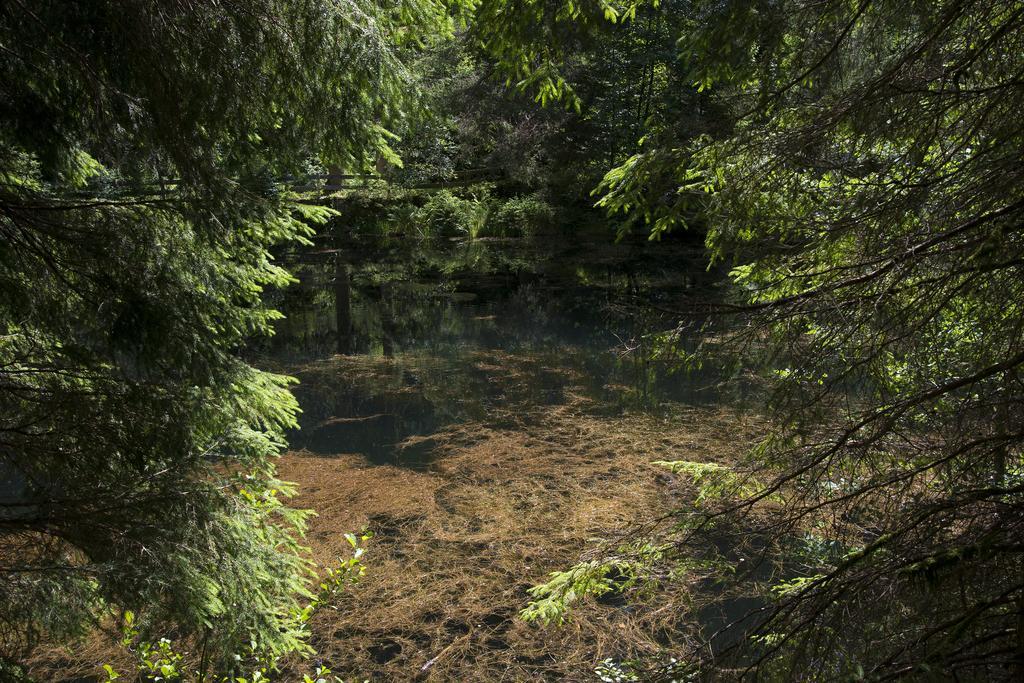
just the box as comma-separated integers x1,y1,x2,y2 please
253,222,739,465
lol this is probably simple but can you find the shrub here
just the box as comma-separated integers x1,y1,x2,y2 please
413,190,486,238
484,195,555,238
103,531,372,683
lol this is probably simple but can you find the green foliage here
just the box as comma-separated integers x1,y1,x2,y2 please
472,0,653,108
388,0,701,204
592,0,1024,677
485,195,556,237
107,531,372,682
769,574,825,600
595,659,641,682
409,189,558,239
595,657,694,683
520,542,664,625
652,460,760,505
520,561,622,626
413,189,490,238
0,0,449,670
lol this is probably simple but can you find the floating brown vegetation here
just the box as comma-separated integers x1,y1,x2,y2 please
275,350,764,682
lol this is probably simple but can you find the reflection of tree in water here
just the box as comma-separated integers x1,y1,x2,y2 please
334,256,353,354
263,222,720,361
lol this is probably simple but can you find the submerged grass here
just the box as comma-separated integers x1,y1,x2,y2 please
275,351,762,681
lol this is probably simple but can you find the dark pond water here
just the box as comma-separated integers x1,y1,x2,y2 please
254,218,778,657
255,222,739,466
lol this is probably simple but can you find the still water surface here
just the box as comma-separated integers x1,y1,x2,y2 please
258,226,732,466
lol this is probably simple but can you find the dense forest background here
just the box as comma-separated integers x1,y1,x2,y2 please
1,0,1022,681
